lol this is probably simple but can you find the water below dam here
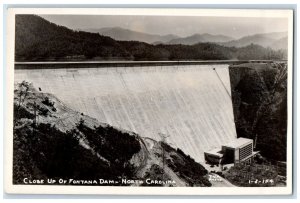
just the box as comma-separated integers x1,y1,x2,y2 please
15,64,237,163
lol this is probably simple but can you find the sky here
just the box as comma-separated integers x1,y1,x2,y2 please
40,15,288,39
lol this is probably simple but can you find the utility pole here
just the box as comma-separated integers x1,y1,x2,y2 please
33,101,37,127
32,101,38,138
158,133,170,182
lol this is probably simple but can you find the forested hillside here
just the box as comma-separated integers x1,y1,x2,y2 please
15,15,131,61
15,15,286,61
229,63,287,161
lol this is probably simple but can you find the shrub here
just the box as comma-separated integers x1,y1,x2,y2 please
37,105,49,116
224,162,278,187
42,97,55,107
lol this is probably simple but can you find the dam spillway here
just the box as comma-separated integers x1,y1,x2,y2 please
14,64,237,163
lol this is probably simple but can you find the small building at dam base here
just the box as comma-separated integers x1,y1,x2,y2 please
204,137,259,165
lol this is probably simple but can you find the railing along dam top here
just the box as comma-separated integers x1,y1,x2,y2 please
14,60,287,69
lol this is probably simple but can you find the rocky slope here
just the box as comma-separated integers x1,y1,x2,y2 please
229,62,287,161
13,82,211,186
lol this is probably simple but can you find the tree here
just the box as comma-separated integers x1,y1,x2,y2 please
16,81,31,108
14,81,31,127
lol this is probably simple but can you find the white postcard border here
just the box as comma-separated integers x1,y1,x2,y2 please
4,7,294,195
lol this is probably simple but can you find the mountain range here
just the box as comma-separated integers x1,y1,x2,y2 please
166,33,234,45
15,15,287,61
86,27,287,50
85,27,179,44
222,32,287,50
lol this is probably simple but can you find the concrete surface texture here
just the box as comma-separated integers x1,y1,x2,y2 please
15,64,237,162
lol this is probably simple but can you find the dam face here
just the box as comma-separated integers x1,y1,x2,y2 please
15,64,237,162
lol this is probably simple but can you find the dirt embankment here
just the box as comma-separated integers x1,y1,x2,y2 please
13,82,211,187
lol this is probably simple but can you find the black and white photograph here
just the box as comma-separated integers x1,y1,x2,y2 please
4,8,293,195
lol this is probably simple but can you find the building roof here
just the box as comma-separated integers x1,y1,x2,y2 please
204,147,224,158
223,137,253,149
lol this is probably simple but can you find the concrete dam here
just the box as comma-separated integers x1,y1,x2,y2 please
14,64,237,163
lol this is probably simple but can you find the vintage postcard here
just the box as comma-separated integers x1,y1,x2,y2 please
4,8,293,195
